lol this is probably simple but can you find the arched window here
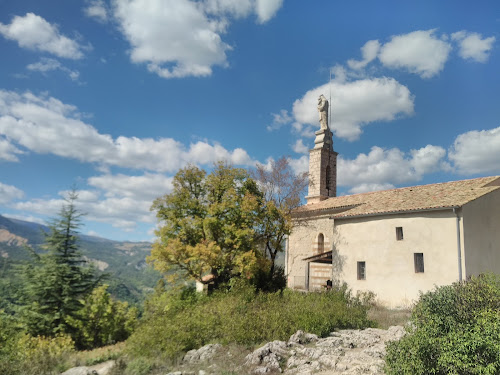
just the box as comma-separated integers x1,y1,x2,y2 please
317,233,324,254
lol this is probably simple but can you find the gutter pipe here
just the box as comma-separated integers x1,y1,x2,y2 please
453,207,463,282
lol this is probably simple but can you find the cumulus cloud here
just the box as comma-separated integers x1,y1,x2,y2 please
88,173,173,201
255,0,284,23
292,139,309,154
338,145,447,194
0,90,255,171
27,57,80,81
292,78,414,141
378,29,451,78
267,109,292,131
0,182,24,204
452,31,496,63
112,0,283,78
448,126,500,174
347,40,381,70
13,173,174,232
0,137,24,162
0,13,87,59
84,0,109,23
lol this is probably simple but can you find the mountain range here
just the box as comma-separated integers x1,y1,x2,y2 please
0,214,161,304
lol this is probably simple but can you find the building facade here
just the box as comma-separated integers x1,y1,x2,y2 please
286,105,500,307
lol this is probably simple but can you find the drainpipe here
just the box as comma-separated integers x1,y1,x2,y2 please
453,207,463,281
284,235,289,283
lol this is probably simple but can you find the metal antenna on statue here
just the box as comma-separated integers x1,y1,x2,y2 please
329,67,332,130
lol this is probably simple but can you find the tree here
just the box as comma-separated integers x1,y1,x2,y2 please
71,284,138,349
253,157,308,276
149,163,266,289
19,191,98,338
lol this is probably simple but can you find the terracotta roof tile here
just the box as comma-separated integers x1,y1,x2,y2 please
294,176,500,218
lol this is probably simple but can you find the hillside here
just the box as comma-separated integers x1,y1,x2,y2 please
0,214,161,304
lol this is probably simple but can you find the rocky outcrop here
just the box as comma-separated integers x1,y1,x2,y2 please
177,326,405,374
60,360,115,375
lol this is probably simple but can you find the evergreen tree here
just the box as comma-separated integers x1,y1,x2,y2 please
19,191,98,338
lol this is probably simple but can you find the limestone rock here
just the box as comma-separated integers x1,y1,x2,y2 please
60,360,115,375
183,343,222,364
287,330,319,346
244,340,287,373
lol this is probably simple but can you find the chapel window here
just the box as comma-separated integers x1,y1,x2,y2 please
396,227,404,241
414,253,424,273
357,261,366,280
317,233,324,253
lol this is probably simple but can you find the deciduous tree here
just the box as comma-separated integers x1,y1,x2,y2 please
149,163,266,289
253,157,308,275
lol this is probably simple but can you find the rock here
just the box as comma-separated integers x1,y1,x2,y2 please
244,340,287,373
183,343,222,364
287,330,319,346
60,360,115,375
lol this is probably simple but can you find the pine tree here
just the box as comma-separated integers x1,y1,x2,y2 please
19,191,98,338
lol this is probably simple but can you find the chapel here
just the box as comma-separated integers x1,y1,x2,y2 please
286,97,500,307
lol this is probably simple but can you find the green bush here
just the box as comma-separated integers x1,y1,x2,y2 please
385,274,500,375
126,281,373,360
0,332,74,375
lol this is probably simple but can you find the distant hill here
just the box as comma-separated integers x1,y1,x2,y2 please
0,214,161,304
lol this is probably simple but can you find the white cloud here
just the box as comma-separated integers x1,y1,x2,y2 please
204,0,254,18
378,29,451,78
0,182,24,204
292,139,308,154
14,173,172,231
255,0,283,23
112,0,283,79
292,78,414,141
0,90,255,172
0,13,86,59
448,126,500,174
347,40,381,70
267,109,292,131
288,155,308,175
88,173,173,201
2,213,45,225
113,0,229,79
348,182,395,195
338,145,447,193
0,137,24,162
27,57,80,81
452,31,496,63
84,0,109,23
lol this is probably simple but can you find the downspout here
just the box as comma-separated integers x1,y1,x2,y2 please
453,207,463,281
284,235,289,283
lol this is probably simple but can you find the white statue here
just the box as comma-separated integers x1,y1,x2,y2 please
317,94,329,130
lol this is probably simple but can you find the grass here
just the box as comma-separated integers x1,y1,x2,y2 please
368,304,412,329
66,342,125,368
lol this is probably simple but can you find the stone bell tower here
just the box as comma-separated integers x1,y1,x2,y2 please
305,95,337,204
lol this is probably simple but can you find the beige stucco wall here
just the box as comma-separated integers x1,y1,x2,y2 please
287,214,333,290
462,189,500,277
287,210,463,308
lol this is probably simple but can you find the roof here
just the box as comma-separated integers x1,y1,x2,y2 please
294,176,500,219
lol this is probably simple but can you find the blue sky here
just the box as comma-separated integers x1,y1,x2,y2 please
0,0,499,241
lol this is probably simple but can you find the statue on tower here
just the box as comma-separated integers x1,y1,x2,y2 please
317,94,329,130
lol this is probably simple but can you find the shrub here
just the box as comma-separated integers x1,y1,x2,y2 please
0,333,74,375
126,282,373,360
385,274,500,375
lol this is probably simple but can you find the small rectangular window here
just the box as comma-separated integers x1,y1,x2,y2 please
396,227,404,241
414,253,424,273
357,261,366,280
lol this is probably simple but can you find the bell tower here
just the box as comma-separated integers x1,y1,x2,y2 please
305,95,337,204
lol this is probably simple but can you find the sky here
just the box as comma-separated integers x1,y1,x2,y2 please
0,0,499,242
